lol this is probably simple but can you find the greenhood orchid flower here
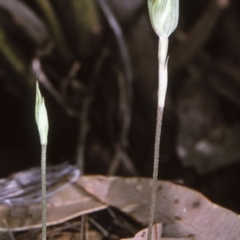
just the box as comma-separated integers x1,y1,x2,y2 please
148,0,179,38
35,82,49,145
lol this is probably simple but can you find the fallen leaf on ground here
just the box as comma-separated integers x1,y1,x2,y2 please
121,223,192,240
0,167,240,240
122,223,162,240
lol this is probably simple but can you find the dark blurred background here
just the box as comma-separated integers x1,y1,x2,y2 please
1,0,240,213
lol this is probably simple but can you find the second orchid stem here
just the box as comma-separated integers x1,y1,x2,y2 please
35,82,49,240
41,144,47,240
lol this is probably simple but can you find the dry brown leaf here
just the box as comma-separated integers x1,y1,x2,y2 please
77,176,240,240
122,223,162,240
121,223,192,240
47,230,102,240
1,173,240,240
0,165,106,231
161,238,192,240
0,183,106,231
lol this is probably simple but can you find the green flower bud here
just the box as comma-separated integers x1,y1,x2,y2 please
148,0,179,38
35,82,49,145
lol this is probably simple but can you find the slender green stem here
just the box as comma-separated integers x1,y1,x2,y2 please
147,37,168,240
41,144,47,240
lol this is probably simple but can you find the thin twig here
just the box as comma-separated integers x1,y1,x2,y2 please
88,217,109,237
96,0,133,87
108,144,138,175
76,97,92,172
97,0,136,175
107,71,138,175
2,220,15,240
97,0,133,144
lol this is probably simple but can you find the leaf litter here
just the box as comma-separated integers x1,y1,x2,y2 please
0,165,240,239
